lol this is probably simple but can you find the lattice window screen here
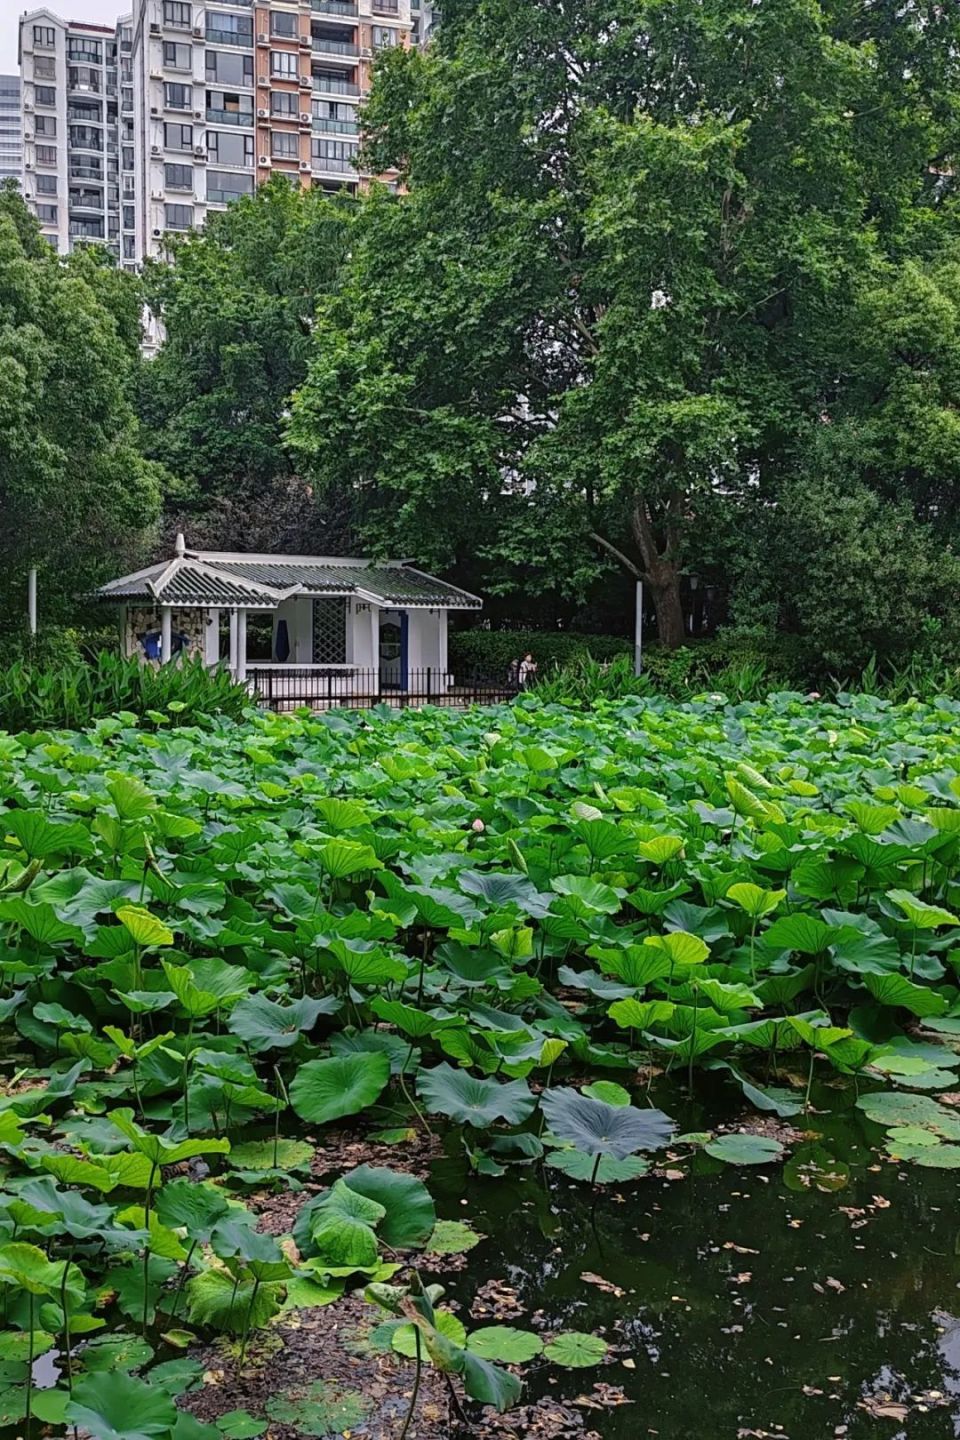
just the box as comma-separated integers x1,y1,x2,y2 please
311,598,347,664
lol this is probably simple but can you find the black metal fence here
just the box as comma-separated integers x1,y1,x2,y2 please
251,666,524,712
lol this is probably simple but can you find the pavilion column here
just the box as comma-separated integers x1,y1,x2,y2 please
369,605,380,694
204,608,220,667
160,605,173,664
228,608,238,677
236,609,248,683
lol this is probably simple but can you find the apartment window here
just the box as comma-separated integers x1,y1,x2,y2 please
36,174,57,194
372,26,396,48
35,115,57,137
311,137,357,170
33,26,56,48
163,2,192,27
36,204,58,223
271,130,298,158
271,91,298,117
70,217,104,238
372,0,400,12
122,145,135,169
34,57,56,79
123,234,135,258
123,204,135,229
271,51,298,79
68,99,101,122
163,41,192,70
164,82,192,109
70,127,103,153
164,122,193,149
206,168,254,203
206,50,254,86
271,12,298,37
165,162,193,189
206,13,253,46
207,129,253,165
68,66,101,92
35,86,56,107
165,202,194,229
67,38,102,63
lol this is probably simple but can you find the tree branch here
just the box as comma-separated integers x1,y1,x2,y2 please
589,530,642,580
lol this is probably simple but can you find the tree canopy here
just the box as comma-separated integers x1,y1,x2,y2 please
0,184,160,643
287,0,960,650
139,179,354,552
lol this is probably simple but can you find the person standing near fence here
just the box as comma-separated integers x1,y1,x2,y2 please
519,652,538,688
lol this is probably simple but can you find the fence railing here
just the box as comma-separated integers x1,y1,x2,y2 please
250,665,523,711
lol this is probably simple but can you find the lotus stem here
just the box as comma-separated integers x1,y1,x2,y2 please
168,1238,198,1323
238,1277,260,1366
26,1290,34,1437
399,1326,422,1440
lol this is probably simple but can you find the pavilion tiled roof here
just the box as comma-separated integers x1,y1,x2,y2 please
94,549,482,610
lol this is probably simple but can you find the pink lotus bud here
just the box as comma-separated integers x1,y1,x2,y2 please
471,818,485,833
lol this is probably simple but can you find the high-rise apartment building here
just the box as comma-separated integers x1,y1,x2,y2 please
19,0,420,264
0,76,23,188
18,9,137,265
131,0,411,262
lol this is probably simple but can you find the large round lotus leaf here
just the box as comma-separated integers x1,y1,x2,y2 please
392,1308,466,1358
467,1327,544,1363
543,1332,609,1368
417,1063,536,1127
540,1088,674,1160
227,1140,314,1174
65,1373,176,1440
581,1081,631,1107
426,1220,482,1254
227,994,338,1052
154,1179,230,1237
545,1150,650,1183
911,1145,960,1168
704,1134,784,1165
339,1165,436,1248
215,1413,265,1440
289,1053,391,1125
265,1380,369,1436
857,1091,960,1138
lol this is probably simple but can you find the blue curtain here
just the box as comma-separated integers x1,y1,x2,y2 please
275,619,290,662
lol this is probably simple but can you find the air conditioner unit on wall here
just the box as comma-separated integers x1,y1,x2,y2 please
257,75,269,86
299,160,310,171
150,22,160,34
256,33,268,44
299,112,311,124
151,143,162,154
257,107,268,118
259,155,271,166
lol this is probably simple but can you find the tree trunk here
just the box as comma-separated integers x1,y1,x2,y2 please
647,565,686,648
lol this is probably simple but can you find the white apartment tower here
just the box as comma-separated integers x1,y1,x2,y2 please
0,76,23,188
19,0,419,263
18,10,137,265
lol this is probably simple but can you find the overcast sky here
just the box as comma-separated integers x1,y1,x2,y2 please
1,3,124,74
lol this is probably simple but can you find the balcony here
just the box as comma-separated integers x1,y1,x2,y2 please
371,0,400,12
69,194,105,213
312,0,358,13
67,107,103,123
206,107,254,126
311,153,356,173
312,115,358,135
69,163,104,181
312,76,360,95
205,28,254,47
311,36,359,57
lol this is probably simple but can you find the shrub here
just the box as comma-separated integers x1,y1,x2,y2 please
0,654,251,732
450,629,630,677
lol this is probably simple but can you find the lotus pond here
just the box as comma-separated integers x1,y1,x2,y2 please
1,691,960,1439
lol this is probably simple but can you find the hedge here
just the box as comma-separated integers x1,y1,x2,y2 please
449,629,631,675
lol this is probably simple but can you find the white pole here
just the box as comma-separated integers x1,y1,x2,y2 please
228,609,238,677
160,605,172,664
27,569,37,635
634,581,644,676
236,610,248,683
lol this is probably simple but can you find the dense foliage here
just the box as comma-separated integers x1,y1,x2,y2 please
0,654,250,733
0,185,160,643
282,0,960,661
3,695,960,1429
139,181,353,552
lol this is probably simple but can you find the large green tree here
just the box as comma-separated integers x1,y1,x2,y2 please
289,0,960,646
139,179,354,551
0,184,160,640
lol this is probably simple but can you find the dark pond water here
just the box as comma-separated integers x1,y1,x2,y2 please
430,1081,960,1439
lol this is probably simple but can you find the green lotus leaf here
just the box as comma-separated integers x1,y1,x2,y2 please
228,993,339,1052
65,1373,176,1440
417,1063,536,1127
289,1053,391,1125
540,1088,674,1160
543,1331,609,1368
339,1165,436,1248
467,1326,544,1364
704,1134,785,1165
392,1308,466,1358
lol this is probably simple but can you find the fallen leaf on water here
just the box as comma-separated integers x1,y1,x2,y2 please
580,1271,625,1298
